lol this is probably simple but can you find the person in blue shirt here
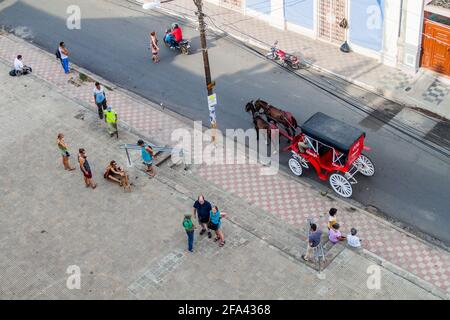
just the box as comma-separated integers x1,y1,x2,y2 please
137,139,156,177
208,205,227,247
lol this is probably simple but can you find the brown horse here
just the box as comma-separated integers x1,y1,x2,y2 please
254,99,298,136
245,101,272,143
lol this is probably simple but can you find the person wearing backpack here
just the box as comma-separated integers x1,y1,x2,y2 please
93,82,107,119
58,42,70,74
183,213,196,252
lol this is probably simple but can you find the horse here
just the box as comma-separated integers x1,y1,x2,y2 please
254,99,298,137
245,101,272,144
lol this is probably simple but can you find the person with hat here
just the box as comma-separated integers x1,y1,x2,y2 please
182,212,196,252
104,105,118,137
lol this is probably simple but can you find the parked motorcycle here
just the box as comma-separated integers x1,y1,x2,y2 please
266,41,301,70
163,27,191,55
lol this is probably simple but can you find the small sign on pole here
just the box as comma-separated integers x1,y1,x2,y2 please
207,93,217,108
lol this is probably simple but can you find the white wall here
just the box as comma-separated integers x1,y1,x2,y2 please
397,0,426,72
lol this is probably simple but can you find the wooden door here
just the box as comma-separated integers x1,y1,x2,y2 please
421,19,450,76
318,0,347,44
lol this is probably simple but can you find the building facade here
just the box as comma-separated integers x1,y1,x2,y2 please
206,0,450,76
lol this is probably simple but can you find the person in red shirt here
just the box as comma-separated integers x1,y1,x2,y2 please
171,24,183,44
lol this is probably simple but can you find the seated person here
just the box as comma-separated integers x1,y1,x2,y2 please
328,223,346,244
14,55,32,75
346,228,362,248
104,160,131,191
165,31,176,47
171,23,183,46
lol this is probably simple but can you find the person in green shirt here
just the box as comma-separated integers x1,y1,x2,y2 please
183,213,196,252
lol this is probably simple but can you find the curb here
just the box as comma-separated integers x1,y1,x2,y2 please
358,248,448,299
155,4,449,121
2,32,448,297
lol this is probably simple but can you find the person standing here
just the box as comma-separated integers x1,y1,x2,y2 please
327,208,338,230
78,148,96,189
192,195,212,238
183,213,196,252
93,82,107,119
58,42,70,74
301,223,322,262
137,139,156,177
104,106,118,138
150,31,160,63
57,133,75,171
208,205,227,247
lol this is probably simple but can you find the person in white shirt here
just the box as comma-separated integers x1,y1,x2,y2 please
13,55,32,75
93,82,107,119
58,41,70,74
347,228,362,248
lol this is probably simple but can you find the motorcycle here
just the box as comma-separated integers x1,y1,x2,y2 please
266,41,301,70
163,27,191,55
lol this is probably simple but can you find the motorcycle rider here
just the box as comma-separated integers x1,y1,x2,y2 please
170,23,183,47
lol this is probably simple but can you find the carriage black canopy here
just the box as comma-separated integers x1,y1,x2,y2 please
300,112,365,153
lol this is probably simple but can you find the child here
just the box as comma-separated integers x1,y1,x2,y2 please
327,208,338,230
150,31,160,63
183,213,196,252
329,223,346,244
347,228,361,248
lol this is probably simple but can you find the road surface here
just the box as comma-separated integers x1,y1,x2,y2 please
1,0,449,244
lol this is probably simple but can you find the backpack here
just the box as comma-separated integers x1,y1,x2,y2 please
183,218,193,231
9,69,17,77
95,91,105,104
55,47,62,60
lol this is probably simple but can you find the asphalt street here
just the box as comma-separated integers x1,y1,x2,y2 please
1,0,449,244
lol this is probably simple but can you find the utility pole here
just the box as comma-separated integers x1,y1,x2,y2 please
193,0,217,142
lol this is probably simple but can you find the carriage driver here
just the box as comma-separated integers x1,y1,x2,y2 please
297,135,310,153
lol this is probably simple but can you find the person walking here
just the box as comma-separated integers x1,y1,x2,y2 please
58,42,70,74
192,195,212,238
183,213,196,252
137,139,156,177
104,106,118,138
56,133,75,171
150,31,160,63
78,148,96,189
208,205,227,247
301,223,322,262
93,82,107,119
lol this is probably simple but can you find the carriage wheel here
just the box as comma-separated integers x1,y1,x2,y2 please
288,158,303,176
329,173,353,198
299,157,309,169
356,154,375,177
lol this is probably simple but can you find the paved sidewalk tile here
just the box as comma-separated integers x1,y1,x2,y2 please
0,33,449,295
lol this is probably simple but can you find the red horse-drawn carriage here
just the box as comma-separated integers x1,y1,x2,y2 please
245,100,375,198
287,112,375,198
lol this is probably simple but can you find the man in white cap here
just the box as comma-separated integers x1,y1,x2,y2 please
104,105,118,138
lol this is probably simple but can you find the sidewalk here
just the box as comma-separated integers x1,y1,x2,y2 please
0,32,448,298
154,0,450,120
0,56,441,300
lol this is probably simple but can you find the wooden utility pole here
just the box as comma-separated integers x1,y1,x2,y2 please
193,0,217,142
